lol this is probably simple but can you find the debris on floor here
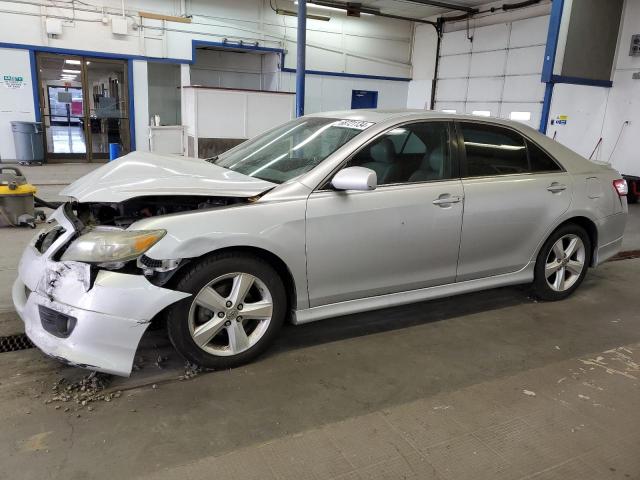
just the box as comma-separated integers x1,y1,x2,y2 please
47,372,121,409
178,362,203,381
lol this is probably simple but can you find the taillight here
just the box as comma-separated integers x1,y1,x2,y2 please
613,179,628,196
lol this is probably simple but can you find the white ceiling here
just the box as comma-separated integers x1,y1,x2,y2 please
312,0,489,20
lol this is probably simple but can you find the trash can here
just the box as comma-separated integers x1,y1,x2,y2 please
109,142,121,161
11,121,44,165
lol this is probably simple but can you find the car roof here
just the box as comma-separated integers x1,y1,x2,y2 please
306,109,530,129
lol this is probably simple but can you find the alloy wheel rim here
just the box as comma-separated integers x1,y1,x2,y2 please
188,272,273,356
545,234,586,292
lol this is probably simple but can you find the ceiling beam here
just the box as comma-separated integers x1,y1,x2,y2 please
400,0,478,13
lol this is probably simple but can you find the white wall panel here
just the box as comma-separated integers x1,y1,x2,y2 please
132,60,150,152
541,1,640,177
435,14,550,122
502,75,546,102
464,102,500,116
435,78,468,102
505,46,545,75
440,30,473,56
469,51,507,77
509,15,550,47
471,24,509,52
467,77,503,102
0,48,35,161
434,101,465,113
498,102,542,129
438,54,470,78
407,79,432,109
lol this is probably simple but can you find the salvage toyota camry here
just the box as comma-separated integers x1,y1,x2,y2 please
13,110,628,376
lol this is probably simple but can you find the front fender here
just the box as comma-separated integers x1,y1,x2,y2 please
131,200,309,309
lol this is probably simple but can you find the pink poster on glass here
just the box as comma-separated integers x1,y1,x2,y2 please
71,99,83,116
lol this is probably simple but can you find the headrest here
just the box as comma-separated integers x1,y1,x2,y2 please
429,146,444,172
420,146,444,172
370,138,395,163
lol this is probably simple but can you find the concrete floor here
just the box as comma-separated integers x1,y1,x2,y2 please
0,163,639,479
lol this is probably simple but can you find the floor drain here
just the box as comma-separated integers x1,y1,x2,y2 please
0,334,34,353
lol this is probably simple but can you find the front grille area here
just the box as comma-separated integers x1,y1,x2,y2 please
38,305,77,338
140,255,163,268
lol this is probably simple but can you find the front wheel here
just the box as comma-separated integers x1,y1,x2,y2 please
531,224,591,301
166,253,287,370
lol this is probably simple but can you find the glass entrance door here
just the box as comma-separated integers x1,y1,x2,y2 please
36,53,130,162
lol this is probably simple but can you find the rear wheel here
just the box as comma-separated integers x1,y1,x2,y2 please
532,224,591,301
166,253,286,369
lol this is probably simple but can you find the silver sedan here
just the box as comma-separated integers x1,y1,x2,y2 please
13,110,628,375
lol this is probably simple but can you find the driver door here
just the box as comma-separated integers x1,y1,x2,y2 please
305,121,464,307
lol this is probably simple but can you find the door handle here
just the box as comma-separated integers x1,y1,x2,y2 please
547,183,567,193
433,194,462,206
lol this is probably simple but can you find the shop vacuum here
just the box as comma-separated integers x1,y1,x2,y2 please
0,167,58,228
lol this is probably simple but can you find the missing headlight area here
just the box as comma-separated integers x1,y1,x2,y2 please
75,195,249,229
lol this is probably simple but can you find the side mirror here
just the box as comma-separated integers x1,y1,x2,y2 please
331,167,377,191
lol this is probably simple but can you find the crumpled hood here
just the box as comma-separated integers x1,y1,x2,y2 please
60,151,276,202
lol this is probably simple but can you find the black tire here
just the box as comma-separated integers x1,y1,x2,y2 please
531,224,591,301
166,252,287,370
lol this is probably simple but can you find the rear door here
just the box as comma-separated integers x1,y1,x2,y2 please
456,121,572,281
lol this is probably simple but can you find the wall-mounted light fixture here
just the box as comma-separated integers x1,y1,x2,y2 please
276,8,331,21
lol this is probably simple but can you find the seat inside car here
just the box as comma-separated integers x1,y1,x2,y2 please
360,137,403,184
408,146,445,182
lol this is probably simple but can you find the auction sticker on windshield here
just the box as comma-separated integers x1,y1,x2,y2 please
332,120,375,130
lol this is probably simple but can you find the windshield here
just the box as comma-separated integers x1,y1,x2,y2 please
212,117,373,184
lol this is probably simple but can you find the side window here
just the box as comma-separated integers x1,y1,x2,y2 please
527,140,562,172
347,122,451,185
460,123,529,177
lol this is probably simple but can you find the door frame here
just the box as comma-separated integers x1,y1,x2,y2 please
35,52,131,163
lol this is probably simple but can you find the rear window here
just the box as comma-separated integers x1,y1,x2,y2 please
460,123,562,177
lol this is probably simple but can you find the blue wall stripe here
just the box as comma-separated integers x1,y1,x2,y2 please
28,49,41,122
539,0,563,133
282,67,410,82
127,60,136,151
551,75,613,88
539,83,554,134
0,41,190,64
541,0,564,83
1,40,411,82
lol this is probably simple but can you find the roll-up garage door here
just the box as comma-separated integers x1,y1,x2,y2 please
434,15,549,129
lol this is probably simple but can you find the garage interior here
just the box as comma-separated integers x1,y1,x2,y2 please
1,0,640,479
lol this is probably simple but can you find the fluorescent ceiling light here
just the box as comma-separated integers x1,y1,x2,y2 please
441,109,457,114
510,111,531,121
63,69,81,74
295,1,343,12
65,59,81,65
472,110,491,117
276,8,330,20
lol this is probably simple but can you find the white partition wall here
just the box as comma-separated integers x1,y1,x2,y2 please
182,86,295,157
0,48,36,162
434,15,549,129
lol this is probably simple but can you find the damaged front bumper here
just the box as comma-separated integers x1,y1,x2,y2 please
12,205,190,376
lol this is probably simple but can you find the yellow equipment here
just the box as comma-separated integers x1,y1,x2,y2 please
0,167,37,228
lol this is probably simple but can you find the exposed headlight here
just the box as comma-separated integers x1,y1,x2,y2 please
61,228,166,263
